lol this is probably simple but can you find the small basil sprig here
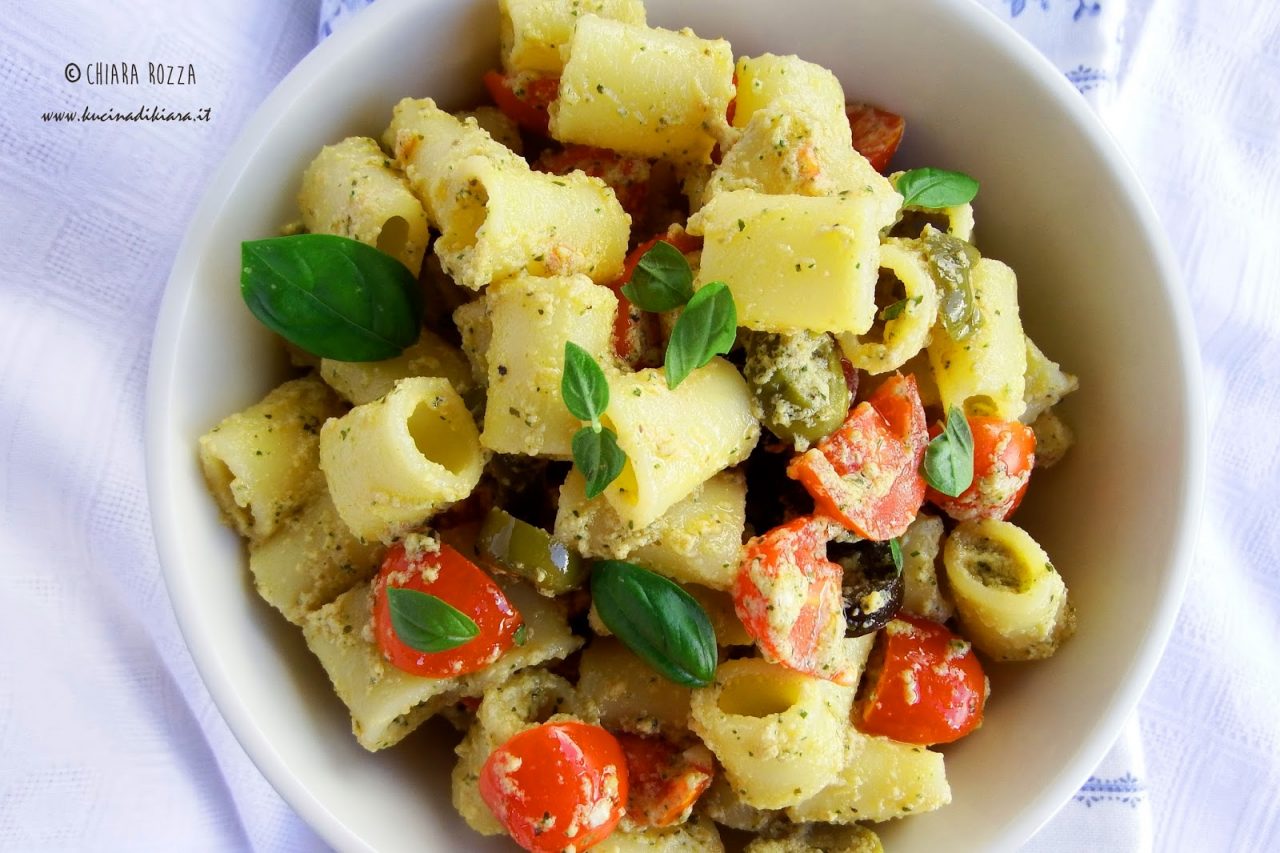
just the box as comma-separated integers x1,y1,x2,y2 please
562,342,627,499
923,406,975,497
621,240,694,312
387,586,479,653
896,168,980,209
889,538,904,574
240,234,421,361
664,282,737,389
591,560,717,687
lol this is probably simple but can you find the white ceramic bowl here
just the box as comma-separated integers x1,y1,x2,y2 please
147,0,1205,849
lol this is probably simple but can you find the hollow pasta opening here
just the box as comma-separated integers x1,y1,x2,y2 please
407,398,473,476
448,175,490,252
376,215,409,264
862,267,907,346
964,536,1027,591
718,673,803,717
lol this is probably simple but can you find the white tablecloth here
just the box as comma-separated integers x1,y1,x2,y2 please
2,0,1277,850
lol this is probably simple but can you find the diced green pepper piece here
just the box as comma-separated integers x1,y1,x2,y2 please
478,507,586,596
922,225,981,341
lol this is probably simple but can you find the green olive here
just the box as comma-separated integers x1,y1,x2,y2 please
478,507,586,596
742,330,851,445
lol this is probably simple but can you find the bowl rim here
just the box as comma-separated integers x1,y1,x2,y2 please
145,0,1206,849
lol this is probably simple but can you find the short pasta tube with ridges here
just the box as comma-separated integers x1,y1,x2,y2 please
839,238,940,375
927,257,1028,420
319,376,483,543
435,154,630,290
690,658,854,809
687,190,890,336
297,136,430,276
943,518,1075,661
499,0,646,73
550,16,734,165
198,375,344,541
600,359,759,529
481,273,617,457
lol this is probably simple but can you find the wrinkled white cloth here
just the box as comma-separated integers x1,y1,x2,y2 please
1,0,1277,850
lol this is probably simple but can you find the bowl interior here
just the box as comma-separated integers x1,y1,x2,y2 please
147,0,1202,850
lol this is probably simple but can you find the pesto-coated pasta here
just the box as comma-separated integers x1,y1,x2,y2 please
943,518,1075,661
745,823,883,853
593,815,725,852
319,328,473,406
897,512,955,624
601,359,759,529
554,469,746,589
839,238,940,375
198,375,344,541
688,190,893,336
481,273,617,457
298,136,431,275
247,492,383,625
786,730,950,823
576,637,693,737
551,16,734,164
927,256,1028,420
730,54,845,130
319,376,483,542
1022,335,1079,423
499,0,646,73
690,659,855,809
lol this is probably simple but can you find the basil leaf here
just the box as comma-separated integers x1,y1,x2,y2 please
922,227,981,341
922,406,975,497
240,234,420,361
591,560,717,687
386,586,480,653
573,426,627,499
896,167,980,209
664,282,737,389
621,240,694,312
889,538,904,574
879,295,922,323
562,341,609,427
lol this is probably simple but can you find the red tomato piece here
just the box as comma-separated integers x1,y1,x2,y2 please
605,231,703,368
615,734,714,828
480,721,628,852
927,416,1036,521
787,373,927,541
846,102,906,173
858,614,988,745
537,144,651,221
733,515,860,684
483,70,560,136
371,541,522,679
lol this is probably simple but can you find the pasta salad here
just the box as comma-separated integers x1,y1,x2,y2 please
198,0,1081,849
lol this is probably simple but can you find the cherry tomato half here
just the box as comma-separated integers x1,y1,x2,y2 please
480,721,628,852
615,734,714,828
927,416,1036,521
859,614,987,745
734,515,859,684
483,70,559,136
788,373,928,541
371,541,522,678
846,102,906,174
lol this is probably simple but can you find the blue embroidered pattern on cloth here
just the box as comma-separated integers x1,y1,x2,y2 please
1007,0,1101,22
1075,773,1147,809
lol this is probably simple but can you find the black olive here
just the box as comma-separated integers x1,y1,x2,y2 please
828,540,903,637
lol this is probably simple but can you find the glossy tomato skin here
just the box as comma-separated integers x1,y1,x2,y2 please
734,515,857,684
615,734,714,828
927,416,1036,521
480,721,628,852
371,541,522,679
483,70,559,135
859,614,987,745
788,373,927,541
846,102,906,173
